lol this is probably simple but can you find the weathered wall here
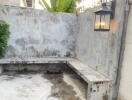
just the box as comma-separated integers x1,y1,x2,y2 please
0,5,77,58
118,4,132,100
76,12,110,76
75,0,127,99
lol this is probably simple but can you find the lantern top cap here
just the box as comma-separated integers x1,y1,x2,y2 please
94,7,112,14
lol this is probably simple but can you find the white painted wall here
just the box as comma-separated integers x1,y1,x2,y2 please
34,0,43,10
118,6,132,100
0,0,20,6
0,0,48,10
0,0,10,5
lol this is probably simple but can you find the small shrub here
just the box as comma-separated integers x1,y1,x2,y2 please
40,0,77,13
0,20,9,58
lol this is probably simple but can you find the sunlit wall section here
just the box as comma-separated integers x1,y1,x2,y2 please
20,0,51,10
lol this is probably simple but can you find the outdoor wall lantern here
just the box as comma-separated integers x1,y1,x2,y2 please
94,0,115,31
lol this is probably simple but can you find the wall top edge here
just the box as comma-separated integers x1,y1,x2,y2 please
0,4,77,16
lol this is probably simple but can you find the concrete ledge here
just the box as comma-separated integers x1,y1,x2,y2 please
0,57,71,64
0,57,110,82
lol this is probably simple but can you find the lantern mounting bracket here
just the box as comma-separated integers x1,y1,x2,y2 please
101,0,116,19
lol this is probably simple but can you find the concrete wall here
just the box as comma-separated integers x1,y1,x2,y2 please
0,5,77,58
118,4,132,100
76,12,110,76
75,0,127,99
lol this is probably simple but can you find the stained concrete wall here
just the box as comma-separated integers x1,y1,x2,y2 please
76,12,110,76
75,0,127,99
0,5,77,58
118,4,132,100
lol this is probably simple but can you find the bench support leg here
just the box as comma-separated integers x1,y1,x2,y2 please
0,65,3,74
87,82,110,100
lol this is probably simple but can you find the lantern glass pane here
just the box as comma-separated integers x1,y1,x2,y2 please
100,14,110,30
95,14,101,29
105,14,110,29
100,15,105,29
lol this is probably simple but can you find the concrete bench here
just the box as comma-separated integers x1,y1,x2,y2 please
67,60,110,100
0,57,110,100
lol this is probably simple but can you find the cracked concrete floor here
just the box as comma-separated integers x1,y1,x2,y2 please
0,72,87,100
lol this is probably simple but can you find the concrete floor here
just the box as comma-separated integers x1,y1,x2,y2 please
0,72,87,100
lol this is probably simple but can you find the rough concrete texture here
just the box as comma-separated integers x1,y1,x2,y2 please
118,4,132,100
88,82,110,100
75,0,127,99
0,5,77,58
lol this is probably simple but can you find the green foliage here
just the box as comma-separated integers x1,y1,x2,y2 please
40,0,78,13
0,20,9,58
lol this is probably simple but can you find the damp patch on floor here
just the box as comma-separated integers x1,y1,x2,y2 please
0,73,87,100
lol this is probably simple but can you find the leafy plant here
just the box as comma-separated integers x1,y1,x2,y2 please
0,20,9,58
39,0,80,13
